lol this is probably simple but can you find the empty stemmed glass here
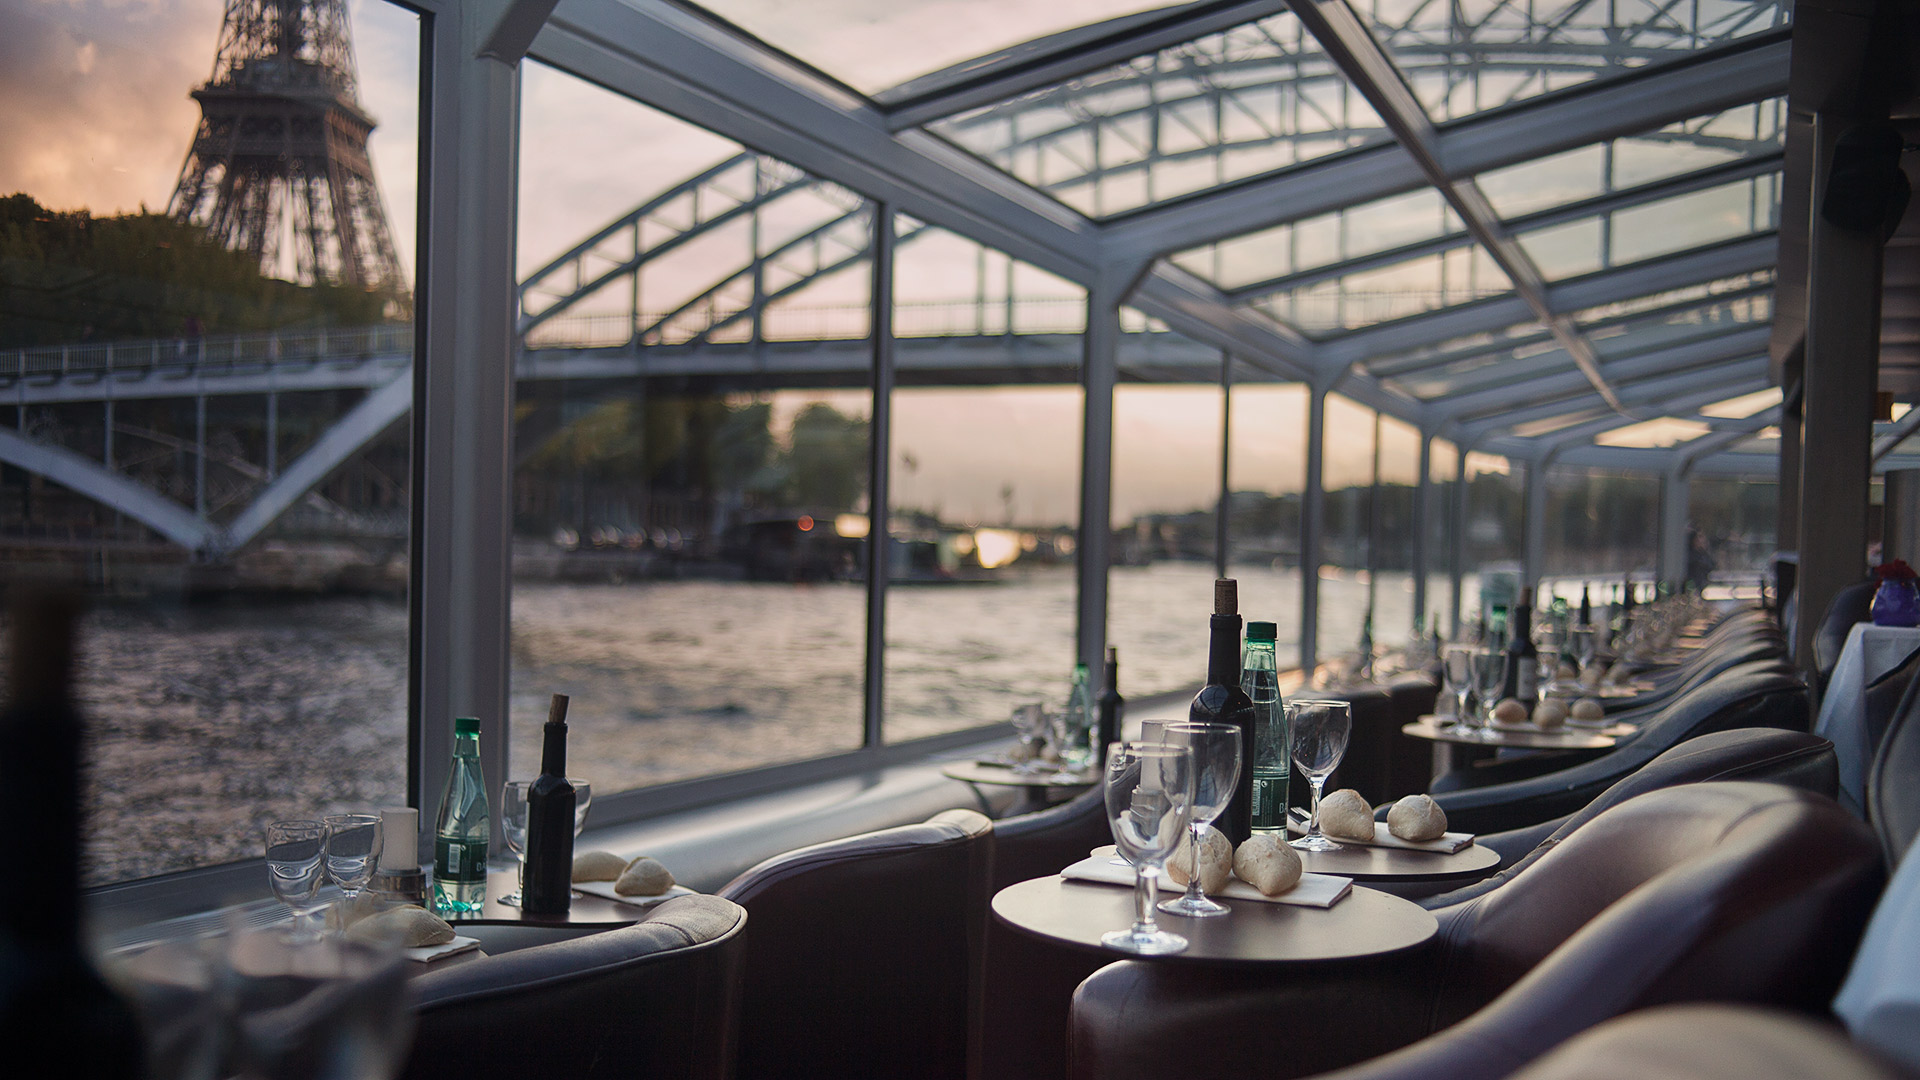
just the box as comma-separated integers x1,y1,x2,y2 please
264,820,327,943
1287,700,1352,852
321,814,382,906
1471,646,1509,736
1009,703,1050,775
1442,646,1473,728
1156,722,1242,919
498,781,532,907
1101,740,1195,955
570,779,593,835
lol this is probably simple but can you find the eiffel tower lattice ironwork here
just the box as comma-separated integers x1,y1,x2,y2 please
167,0,408,306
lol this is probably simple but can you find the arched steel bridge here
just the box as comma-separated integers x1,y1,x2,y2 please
0,9,1798,557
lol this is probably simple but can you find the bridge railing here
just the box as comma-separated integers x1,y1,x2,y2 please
0,324,414,383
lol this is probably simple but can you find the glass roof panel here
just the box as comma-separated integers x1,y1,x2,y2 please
1583,290,1773,362
690,0,1189,95
928,12,1390,218
1388,340,1573,402
1595,418,1715,448
1362,318,1549,378
1171,187,1463,291
1247,243,1511,337
1570,270,1775,325
1476,99,1787,219
1515,173,1780,282
1347,0,1792,125
1699,387,1783,419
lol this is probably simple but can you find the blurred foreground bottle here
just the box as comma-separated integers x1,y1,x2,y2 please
0,589,145,1075
432,718,489,916
1241,621,1289,834
1060,663,1095,771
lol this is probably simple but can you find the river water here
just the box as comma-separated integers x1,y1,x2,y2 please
71,562,1451,885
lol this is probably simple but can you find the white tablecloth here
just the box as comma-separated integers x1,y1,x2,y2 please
1834,836,1920,1070
1813,622,1920,813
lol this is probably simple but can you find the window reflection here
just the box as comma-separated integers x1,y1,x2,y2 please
0,0,419,884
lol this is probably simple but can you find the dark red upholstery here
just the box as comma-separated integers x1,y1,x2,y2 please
402,894,746,1080
717,808,993,1080
1068,783,1883,1080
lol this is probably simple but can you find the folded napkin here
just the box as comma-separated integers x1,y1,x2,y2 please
572,881,698,908
1285,814,1474,855
1059,855,1351,908
404,935,479,963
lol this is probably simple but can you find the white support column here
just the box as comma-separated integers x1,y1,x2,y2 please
1523,454,1548,593
1077,278,1122,673
411,1,526,856
1300,383,1327,675
1413,431,1432,633
1659,468,1692,586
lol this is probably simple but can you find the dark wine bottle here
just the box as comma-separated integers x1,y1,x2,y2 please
1190,579,1258,845
521,693,577,916
0,590,145,1075
1578,584,1592,626
1095,647,1125,765
1504,601,1538,704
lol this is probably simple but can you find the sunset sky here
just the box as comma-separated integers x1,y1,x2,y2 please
0,0,1475,524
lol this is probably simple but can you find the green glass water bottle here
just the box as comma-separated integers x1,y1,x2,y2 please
432,717,490,916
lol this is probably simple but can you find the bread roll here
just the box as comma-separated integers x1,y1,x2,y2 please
1532,700,1568,730
614,856,675,896
573,850,628,883
1570,698,1606,723
324,890,385,931
346,905,454,948
1492,698,1529,726
1233,835,1302,896
1386,794,1448,842
1167,825,1232,894
1318,788,1376,842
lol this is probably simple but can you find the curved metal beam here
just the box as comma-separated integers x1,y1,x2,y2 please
0,427,217,552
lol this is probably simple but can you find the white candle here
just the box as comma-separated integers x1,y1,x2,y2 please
381,806,418,867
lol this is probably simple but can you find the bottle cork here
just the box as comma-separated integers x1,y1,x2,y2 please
1213,578,1238,616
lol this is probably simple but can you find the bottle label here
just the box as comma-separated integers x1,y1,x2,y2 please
436,835,488,883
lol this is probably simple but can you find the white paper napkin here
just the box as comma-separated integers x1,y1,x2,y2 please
1059,855,1351,908
404,935,479,963
1284,816,1475,854
571,881,698,908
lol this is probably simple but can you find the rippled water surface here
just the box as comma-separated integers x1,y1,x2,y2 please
72,564,1442,885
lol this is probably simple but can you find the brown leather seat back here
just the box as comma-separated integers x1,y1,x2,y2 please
1440,782,1883,1029
402,894,747,1080
717,808,993,1080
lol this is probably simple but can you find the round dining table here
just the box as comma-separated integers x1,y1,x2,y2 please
992,876,1437,965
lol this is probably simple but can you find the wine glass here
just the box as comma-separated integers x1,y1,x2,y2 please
1442,646,1473,727
498,781,532,907
1010,703,1050,775
1472,646,1509,735
264,820,327,943
1287,700,1351,852
1101,740,1195,955
1571,625,1596,672
1156,722,1242,919
321,814,382,906
227,927,414,1080
569,779,593,836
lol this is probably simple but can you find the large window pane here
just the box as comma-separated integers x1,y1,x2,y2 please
884,226,1081,739
0,0,419,884
513,65,870,790
1110,337,1222,700
1318,394,1376,662
1373,413,1423,648
1226,379,1306,671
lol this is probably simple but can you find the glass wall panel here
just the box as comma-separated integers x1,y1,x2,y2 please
1348,0,1790,124
884,226,1082,740
1226,378,1306,671
0,0,419,884
513,65,870,790
930,11,1388,218
1542,467,1660,592
1691,476,1777,574
1109,331,1222,701
1319,394,1376,662
1373,413,1422,647
1427,438,1460,634
1461,452,1521,628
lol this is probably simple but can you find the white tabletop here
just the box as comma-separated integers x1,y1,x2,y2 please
1813,623,1920,813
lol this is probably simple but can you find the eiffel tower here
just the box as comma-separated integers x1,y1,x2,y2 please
167,0,408,306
